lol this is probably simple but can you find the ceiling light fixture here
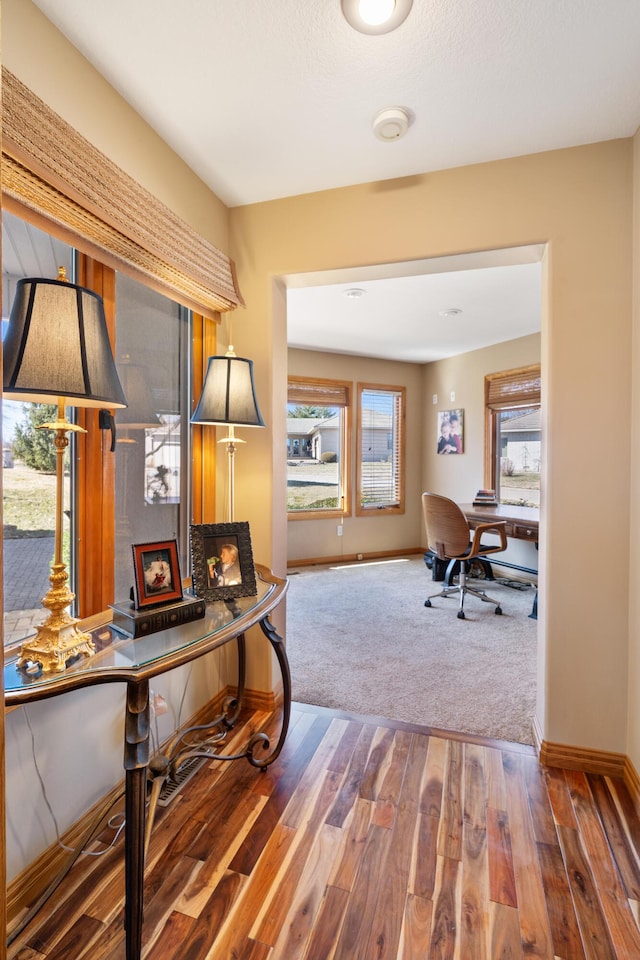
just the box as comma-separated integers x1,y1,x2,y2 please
344,287,366,298
373,107,410,141
341,0,413,35
439,308,463,318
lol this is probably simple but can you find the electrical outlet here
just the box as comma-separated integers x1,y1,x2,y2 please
450,391,456,402
337,525,343,536
432,393,438,404
357,553,363,560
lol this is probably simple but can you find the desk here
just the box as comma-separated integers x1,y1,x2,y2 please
459,502,539,543
4,564,289,960
460,503,539,617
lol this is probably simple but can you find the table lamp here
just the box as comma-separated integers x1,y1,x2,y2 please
191,348,264,521
3,268,127,673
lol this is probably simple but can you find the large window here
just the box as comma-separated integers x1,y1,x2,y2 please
286,377,350,519
2,214,75,646
356,383,405,516
485,364,541,507
113,274,191,602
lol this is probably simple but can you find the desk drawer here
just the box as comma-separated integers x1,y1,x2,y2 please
513,523,538,541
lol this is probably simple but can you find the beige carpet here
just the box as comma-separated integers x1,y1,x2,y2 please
285,555,537,744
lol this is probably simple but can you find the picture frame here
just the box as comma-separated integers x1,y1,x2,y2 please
437,408,464,454
190,521,258,602
131,539,183,610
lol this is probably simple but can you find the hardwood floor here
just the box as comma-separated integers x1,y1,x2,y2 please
8,703,640,959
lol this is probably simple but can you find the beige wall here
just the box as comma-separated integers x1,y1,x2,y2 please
231,140,633,758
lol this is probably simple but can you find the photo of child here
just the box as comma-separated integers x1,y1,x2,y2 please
437,408,464,454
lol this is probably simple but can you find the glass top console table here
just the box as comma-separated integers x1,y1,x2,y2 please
4,564,290,960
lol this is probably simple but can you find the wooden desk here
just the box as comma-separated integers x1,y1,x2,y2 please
4,564,290,960
460,503,539,617
459,503,539,543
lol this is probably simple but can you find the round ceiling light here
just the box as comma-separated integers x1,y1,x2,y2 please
439,307,463,318
341,0,413,35
344,287,366,298
373,107,410,142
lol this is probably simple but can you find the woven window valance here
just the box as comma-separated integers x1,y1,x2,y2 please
485,364,541,409
288,377,350,408
1,68,242,317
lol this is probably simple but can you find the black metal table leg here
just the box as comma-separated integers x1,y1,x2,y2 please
124,680,150,960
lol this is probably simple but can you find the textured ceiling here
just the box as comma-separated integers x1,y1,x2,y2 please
27,1,640,359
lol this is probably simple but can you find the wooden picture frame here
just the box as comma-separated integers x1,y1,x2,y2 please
190,521,257,602
132,539,183,609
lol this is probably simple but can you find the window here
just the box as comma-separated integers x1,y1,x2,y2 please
485,364,541,507
2,214,75,646
287,377,350,519
356,384,405,515
113,274,191,602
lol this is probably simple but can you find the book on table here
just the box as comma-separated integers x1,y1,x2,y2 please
110,594,206,638
472,488,498,507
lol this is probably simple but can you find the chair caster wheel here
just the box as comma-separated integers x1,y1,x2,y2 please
424,600,432,607
495,606,502,615
457,610,465,619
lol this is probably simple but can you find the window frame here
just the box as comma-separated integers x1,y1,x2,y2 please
356,382,406,517
484,363,541,500
286,376,351,521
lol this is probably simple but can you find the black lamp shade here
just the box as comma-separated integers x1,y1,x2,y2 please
191,355,265,427
3,277,127,408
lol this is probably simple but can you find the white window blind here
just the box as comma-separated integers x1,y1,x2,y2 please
358,386,404,511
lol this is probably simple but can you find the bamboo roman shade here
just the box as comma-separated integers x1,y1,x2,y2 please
1,69,242,318
485,364,541,409
287,377,350,408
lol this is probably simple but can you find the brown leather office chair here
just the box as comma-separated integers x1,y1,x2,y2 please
422,492,508,619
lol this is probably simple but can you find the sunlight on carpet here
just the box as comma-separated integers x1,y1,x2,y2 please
285,556,537,744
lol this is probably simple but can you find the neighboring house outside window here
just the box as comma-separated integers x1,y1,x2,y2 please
485,364,541,507
356,383,405,516
287,377,350,519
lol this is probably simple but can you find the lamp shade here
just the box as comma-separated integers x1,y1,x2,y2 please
191,355,265,427
3,276,127,408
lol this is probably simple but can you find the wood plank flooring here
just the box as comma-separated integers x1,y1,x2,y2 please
8,703,640,959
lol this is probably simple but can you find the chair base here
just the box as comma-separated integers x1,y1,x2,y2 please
424,563,503,617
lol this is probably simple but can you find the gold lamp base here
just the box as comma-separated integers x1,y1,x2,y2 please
16,568,95,675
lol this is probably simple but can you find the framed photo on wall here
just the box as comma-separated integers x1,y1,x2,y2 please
132,539,183,609
190,521,257,602
437,408,464,454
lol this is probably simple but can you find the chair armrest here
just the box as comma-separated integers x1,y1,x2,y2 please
469,520,508,555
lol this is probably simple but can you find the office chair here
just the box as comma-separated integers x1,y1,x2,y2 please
422,492,508,619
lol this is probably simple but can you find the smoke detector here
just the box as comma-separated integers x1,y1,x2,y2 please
373,107,410,142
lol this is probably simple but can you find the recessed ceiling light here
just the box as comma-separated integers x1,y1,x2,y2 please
344,287,366,298
439,308,463,318
341,0,413,35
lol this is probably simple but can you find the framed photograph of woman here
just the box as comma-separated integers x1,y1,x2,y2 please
190,521,257,602
131,539,183,609
437,408,464,454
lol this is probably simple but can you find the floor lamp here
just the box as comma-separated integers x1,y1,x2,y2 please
191,349,265,522
3,270,127,673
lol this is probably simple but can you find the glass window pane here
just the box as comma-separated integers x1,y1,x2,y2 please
497,405,541,506
286,404,343,512
2,213,74,645
113,273,190,602
359,387,402,509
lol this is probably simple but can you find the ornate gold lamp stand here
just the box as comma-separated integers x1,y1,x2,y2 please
15,401,95,673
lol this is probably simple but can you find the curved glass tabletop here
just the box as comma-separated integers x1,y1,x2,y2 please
4,566,286,703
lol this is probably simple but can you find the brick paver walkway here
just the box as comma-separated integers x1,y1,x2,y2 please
3,536,54,644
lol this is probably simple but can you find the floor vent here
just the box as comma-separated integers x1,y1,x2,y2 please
156,756,208,807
